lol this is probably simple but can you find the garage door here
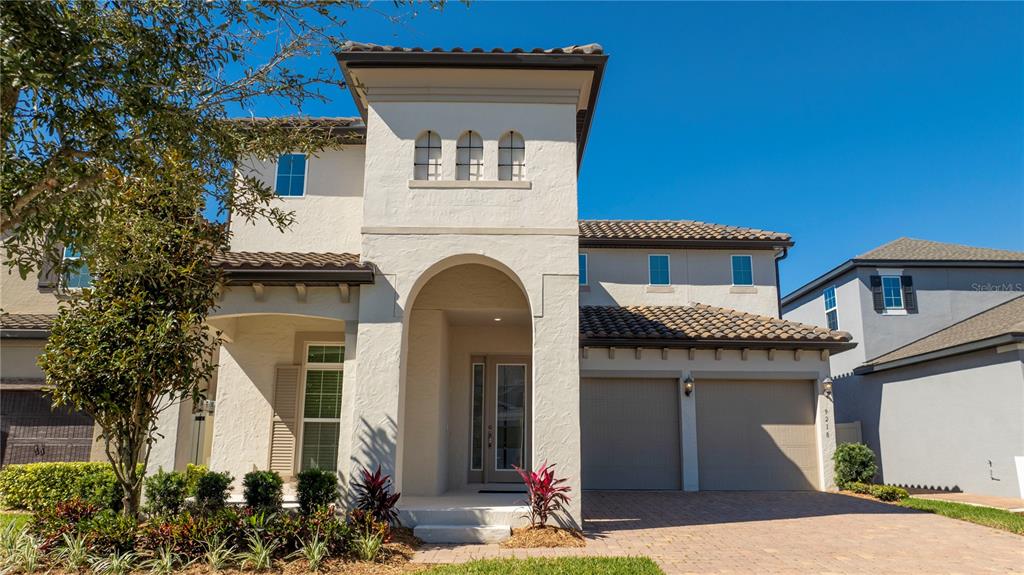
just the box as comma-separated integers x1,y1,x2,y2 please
581,378,680,490
696,380,819,490
0,391,94,466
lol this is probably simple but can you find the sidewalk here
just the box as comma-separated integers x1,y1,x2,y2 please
914,492,1024,512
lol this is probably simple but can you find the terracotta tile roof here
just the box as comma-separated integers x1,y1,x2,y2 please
865,296,1024,367
580,305,851,347
578,220,792,246
0,313,56,331
213,252,368,271
856,237,1024,262
338,41,605,55
227,116,365,144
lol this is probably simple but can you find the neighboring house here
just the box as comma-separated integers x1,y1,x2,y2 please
782,238,1024,498
1,42,853,539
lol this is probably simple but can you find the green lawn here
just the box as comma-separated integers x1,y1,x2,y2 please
421,557,664,575
0,512,30,531
900,498,1024,535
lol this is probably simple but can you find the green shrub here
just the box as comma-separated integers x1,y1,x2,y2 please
832,443,877,488
296,469,338,515
195,471,234,512
0,462,128,511
81,509,138,554
28,498,100,549
871,484,909,502
144,469,189,516
847,482,873,495
242,471,283,512
185,464,208,496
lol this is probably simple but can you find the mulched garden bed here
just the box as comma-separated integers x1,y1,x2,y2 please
500,525,586,549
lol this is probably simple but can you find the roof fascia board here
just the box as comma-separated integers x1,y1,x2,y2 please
854,333,1024,374
782,259,1024,307
579,337,856,352
0,329,50,339
334,51,607,170
221,269,374,286
579,238,794,250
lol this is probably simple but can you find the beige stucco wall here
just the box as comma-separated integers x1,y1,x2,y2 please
206,314,347,481
231,147,366,254
580,248,781,317
0,340,45,379
0,266,61,314
581,347,837,491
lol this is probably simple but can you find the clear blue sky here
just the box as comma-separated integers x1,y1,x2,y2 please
237,1,1024,294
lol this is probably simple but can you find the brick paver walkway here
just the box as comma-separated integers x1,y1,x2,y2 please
412,491,1024,574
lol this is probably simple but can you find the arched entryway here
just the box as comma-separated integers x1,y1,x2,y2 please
400,262,533,497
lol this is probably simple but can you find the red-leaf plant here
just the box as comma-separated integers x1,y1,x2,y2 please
353,465,401,526
513,462,571,528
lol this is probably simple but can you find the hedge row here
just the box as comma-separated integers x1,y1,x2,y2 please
847,481,910,502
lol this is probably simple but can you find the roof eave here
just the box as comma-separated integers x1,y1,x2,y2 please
579,238,794,250
334,50,608,171
580,337,856,352
220,268,375,286
782,258,1024,307
854,333,1024,374
0,329,50,339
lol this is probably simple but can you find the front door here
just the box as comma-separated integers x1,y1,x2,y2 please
470,355,530,483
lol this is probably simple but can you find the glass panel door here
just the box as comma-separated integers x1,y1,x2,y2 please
483,357,530,483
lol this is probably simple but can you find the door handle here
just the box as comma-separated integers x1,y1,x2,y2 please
487,425,494,448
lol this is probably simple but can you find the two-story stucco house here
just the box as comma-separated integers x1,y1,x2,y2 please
782,238,1024,498
1,43,854,541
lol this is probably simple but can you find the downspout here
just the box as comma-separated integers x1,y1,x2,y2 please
774,247,789,318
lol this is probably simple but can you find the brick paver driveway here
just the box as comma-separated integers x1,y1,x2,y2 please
413,491,1024,574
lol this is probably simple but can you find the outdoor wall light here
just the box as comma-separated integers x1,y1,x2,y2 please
822,377,834,396
683,375,694,396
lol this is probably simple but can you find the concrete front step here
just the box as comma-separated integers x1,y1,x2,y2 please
414,524,512,544
399,506,529,528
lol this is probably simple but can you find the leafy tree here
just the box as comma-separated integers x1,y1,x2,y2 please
0,0,438,277
39,178,224,518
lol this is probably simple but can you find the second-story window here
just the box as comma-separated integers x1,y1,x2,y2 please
648,254,670,286
882,275,904,310
456,130,483,181
63,247,92,289
823,285,839,330
731,255,753,286
414,130,442,181
275,153,307,197
579,253,588,286
498,131,525,181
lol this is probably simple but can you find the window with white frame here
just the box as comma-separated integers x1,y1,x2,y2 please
881,275,904,310
498,131,525,181
470,363,484,471
648,254,670,285
731,255,753,286
579,253,588,286
275,154,307,197
63,247,92,289
823,285,839,330
301,343,343,472
456,131,483,181
413,130,442,181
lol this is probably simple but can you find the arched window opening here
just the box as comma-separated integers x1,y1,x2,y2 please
414,130,442,181
498,131,525,182
456,131,483,181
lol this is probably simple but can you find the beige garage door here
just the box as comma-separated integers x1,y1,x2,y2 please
581,378,681,490
696,380,819,490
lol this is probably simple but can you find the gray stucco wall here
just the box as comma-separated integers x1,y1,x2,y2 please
783,264,1024,376
837,347,1024,499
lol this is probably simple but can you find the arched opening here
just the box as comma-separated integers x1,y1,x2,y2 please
401,262,532,496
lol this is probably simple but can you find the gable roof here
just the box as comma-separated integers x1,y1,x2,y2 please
228,116,366,144
857,237,1024,261
782,238,1024,307
578,220,793,249
857,296,1024,373
334,41,607,167
580,304,853,349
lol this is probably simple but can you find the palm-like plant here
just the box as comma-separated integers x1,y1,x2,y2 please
203,536,235,572
352,466,401,525
235,533,278,572
53,532,89,570
288,533,329,572
89,550,137,575
513,462,571,528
